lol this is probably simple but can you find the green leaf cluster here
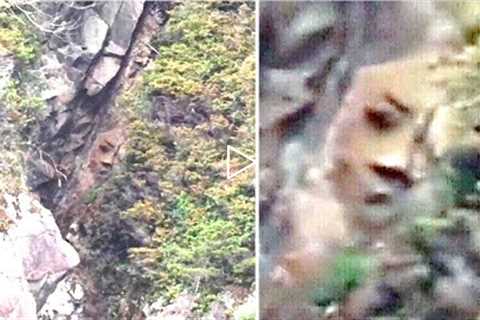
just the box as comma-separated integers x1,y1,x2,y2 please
0,4,43,196
0,8,40,64
145,2,255,115
311,249,377,307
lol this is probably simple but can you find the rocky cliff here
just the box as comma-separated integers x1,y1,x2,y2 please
0,1,255,319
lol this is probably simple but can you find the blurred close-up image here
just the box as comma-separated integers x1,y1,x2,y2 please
260,2,480,319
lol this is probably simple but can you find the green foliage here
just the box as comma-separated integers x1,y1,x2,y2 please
0,9,39,64
0,5,43,194
0,77,44,194
83,186,103,205
84,1,255,316
4,79,44,128
234,308,256,320
125,120,255,307
126,3,255,308
409,217,450,255
311,249,377,306
145,2,255,115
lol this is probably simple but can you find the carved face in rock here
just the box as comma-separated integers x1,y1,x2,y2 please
325,54,450,236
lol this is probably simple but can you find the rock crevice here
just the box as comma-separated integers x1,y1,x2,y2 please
16,2,171,318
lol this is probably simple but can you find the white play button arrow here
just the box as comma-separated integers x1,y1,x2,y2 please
226,145,255,179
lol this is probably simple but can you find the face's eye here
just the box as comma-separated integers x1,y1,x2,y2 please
474,125,480,133
364,94,411,131
364,102,401,130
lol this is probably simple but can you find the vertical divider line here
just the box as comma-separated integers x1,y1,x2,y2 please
254,0,261,318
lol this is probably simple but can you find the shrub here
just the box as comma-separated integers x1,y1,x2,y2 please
127,0,255,311
0,8,40,64
86,1,255,315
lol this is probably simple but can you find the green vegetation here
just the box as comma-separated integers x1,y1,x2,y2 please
83,186,103,205
145,2,255,113
129,2,255,309
4,79,44,127
0,3,40,64
409,217,451,256
312,249,377,306
0,3,43,196
85,2,255,316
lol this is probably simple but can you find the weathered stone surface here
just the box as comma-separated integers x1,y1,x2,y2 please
84,56,122,96
0,193,80,319
38,51,76,102
0,237,37,319
0,1,156,318
104,41,127,56
205,302,228,320
39,277,85,319
81,10,109,55
144,294,196,320
94,2,123,26
107,1,145,56
26,157,57,189
232,294,256,320
0,54,14,96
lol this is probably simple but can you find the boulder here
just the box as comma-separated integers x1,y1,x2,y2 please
0,240,37,319
84,56,122,96
81,10,109,55
94,2,123,26
38,277,85,319
0,193,80,318
144,293,196,320
107,1,145,56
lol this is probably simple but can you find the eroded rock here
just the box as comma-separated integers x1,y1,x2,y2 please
144,293,196,320
38,277,85,320
0,54,14,96
107,1,146,56
81,10,109,55
84,56,122,96
0,193,80,319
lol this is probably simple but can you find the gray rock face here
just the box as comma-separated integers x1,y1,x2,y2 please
143,291,256,320
35,1,145,102
94,2,123,26
81,10,109,55
27,157,57,190
94,1,146,56
84,56,122,96
0,241,37,319
108,1,145,56
21,2,163,318
144,294,196,320
0,193,80,319
29,1,147,194
38,277,85,320
0,54,14,96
